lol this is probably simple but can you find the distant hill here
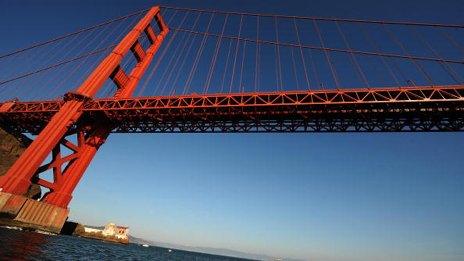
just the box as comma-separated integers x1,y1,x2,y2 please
128,235,154,246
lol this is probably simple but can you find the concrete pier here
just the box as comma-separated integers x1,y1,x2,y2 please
0,191,68,234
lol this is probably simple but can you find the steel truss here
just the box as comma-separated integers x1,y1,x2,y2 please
1,85,463,133
0,6,169,208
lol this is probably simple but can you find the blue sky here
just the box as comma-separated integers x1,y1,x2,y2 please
1,0,464,260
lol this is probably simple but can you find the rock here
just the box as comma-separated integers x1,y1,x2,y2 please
24,184,42,200
0,127,41,198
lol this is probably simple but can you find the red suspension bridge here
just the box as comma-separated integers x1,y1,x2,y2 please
0,5,463,233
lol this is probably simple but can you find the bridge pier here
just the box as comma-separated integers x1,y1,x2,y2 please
0,191,68,233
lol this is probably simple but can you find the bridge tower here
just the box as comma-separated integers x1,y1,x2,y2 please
0,6,168,233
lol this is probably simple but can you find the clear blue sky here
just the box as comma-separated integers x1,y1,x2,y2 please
1,0,464,260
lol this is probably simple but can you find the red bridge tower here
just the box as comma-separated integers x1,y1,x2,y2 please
0,6,168,233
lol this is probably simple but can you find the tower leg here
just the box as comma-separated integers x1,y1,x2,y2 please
43,125,111,208
0,6,168,233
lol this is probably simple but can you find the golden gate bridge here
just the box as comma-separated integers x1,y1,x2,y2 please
0,5,463,233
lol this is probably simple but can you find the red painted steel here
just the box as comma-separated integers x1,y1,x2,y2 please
0,6,169,208
0,4,462,215
1,84,463,133
3,84,462,112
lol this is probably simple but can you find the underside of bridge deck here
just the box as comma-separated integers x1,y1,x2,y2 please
1,85,464,134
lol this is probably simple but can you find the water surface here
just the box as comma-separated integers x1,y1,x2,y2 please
0,227,252,260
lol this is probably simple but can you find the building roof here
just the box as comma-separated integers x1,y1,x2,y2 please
116,226,129,229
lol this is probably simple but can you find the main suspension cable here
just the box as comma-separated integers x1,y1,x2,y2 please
0,8,149,60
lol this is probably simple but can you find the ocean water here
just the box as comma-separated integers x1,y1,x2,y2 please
0,227,252,260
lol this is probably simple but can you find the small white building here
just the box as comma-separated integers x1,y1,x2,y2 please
102,222,129,240
83,226,102,234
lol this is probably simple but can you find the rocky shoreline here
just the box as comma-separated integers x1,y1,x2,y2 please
61,222,129,244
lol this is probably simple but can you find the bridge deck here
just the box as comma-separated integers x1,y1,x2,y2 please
1,85,464,133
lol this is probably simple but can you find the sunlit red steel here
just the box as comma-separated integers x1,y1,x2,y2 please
0,6,169,209
0,5,463,235
1,84,463,134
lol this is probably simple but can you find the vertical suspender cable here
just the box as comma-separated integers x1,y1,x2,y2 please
220,40,233,93
274,16,283,90
205,14,229,93
229,15,244,93
290,48,300,90
313,19,340,88
359,24,403,87
412,27,462,83
293,18,311,90
171,13,203,94
441,30,464,55
157,12,194,94
239,41,247,92
155,13,192,94
158,32,189,94
184,13,215,94
335,21,370,87
383,24,434,85
254,16,261,91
